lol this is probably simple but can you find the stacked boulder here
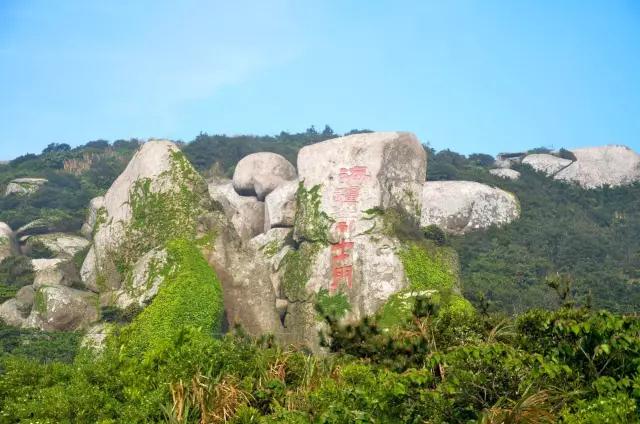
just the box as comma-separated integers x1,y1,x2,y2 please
0,218,98,331
420,181,520,235
1,134,524,353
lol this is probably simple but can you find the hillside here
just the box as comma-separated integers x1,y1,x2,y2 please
0,132,638,423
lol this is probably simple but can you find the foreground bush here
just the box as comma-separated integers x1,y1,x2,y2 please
0,299,638,422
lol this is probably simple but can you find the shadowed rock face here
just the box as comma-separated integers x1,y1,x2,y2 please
264,180,298,231
555,145,640,188
420,181,520,234
232,152,297,200
208,181,265,240
81,196,106,239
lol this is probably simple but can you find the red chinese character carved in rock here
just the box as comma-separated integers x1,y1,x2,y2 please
331,265,353,291
339,166,369,184
331,240,354,263
333,186,361,204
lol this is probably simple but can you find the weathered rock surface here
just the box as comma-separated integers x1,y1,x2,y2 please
232,153,297,200
264,180,297,231
489,168,521,180
258,132,429,350
4,178,48,196
420,181,519,234
32,258,79,289
0,222,17,262
554,145,640,188
81,140,208,292
81,196,106,238
202,219,284,337
297,131,426,238
25,233,90,259
304,233,408,321
522,154,573,176
29,286,99,331
208,181,265,240
102,248,168,308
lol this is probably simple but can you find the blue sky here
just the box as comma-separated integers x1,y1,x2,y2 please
1,1,639,160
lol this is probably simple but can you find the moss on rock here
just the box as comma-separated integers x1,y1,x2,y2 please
281,242,321,302
378,241,474,329
120,238,223,357
114,151,210,281
293,183,333,244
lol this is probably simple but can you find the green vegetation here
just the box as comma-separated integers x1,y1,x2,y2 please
292,183,333,244
2,297,637,422
315,288,351,320
121,238,224,357
26,239,56,259
421,146,640,313
115,150,209,281
0,322,82,363
0,140,139,231
281,242,321,302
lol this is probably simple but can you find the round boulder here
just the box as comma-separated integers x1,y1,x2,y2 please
232,153,297,200
30,286,99,331
420,181,520,234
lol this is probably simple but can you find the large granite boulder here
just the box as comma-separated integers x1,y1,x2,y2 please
274,132,427,348
0,222,17,262
232,153,297,201
264,180,297,231
522,154,573,176
80,196,106,239
554,145,640,188
4,178,48,196
420,181,519,234
80,140,210,293
489,168,521,180
24,233,90,259
208,181,265,240
297,131,426,238
27,286,99,331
